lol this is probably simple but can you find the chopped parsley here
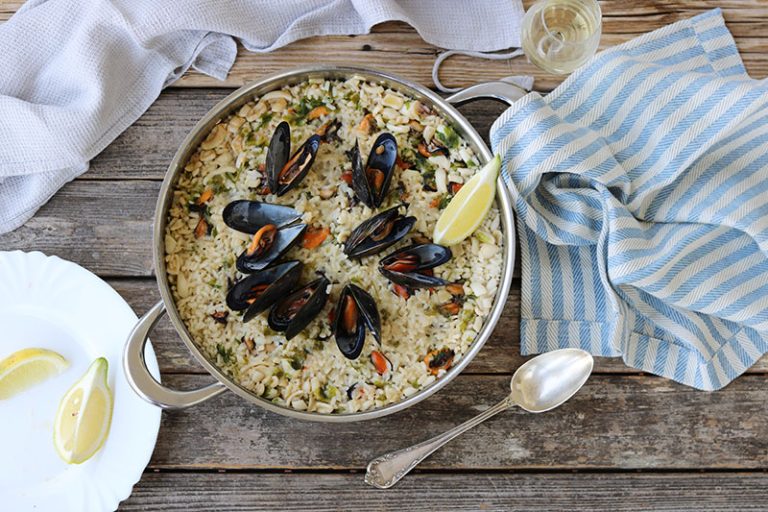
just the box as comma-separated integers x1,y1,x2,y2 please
288,97,327,122
435,124,460,150
255,112,273,130
216,343,234,365
289,352,306,371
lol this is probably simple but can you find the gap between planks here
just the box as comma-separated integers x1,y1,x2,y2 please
145,374,768,471
119,471,768,512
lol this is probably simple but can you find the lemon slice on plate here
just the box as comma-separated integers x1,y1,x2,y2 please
0,348,69,400
54,357,114,464
433,154,501,246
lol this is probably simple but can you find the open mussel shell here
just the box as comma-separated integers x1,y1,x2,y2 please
236,223,307,273
268,276,330,340
271,134,322,196
351,133,397,208
224,261,303,322
333,284,381,360
265,121,290,194
378,243,452,288
343,206,415,259
222,200,301,234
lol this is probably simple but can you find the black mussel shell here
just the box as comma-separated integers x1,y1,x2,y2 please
265,121,290,194
222,200,300,234
378,243,452,289
268,276,330,340
223,261,303,322
227,261,298,310
343,207,415,259
349,141,368,205
351,133,398,208
273,134,322,196
333,284,381,360
380,268,448,288
236,223,307,273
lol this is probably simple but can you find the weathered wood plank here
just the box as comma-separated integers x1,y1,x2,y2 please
0,1,22,21
0,180,157,276
148,374,768,470
109,278,768,374
120,471,768,512
87,88,507,181
167,1,768,91
171,34,768,93
2,4,765,92
165,0,768,91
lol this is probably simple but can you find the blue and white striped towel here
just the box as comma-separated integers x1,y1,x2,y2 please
490,9,768,390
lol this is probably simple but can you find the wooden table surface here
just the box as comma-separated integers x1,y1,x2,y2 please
2,1,768,510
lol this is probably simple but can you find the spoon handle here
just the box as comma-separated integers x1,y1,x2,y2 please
365,397,513,489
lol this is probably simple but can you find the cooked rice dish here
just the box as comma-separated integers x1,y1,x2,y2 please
164,76,503,414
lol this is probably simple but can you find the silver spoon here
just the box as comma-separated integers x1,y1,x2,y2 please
365,348,594,489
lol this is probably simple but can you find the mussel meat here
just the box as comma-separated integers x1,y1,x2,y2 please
316,119,341,142
236,222,307,273
379,243,452,288
351,133,398,208
343,206,415,259
266,121,322,196
268,275,330,340
222,200,301,233
225,260,303,321
333,284,381,360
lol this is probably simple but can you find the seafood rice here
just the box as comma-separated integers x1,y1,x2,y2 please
164,76,503,414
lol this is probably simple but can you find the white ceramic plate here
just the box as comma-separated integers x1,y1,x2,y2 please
0,251,161,511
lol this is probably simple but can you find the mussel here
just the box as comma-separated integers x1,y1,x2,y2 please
266,121,322,196
350,133,398,208
343,206,415,259
268,275,330,340
222,200,300,233
333,284,381,360
236,222,307,273
379,243,452,288
225,260,303,321
223,200,307,273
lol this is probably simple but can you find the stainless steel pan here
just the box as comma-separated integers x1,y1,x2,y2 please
123,66,524,422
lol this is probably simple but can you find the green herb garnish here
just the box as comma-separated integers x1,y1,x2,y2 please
435,124,460,149
216,343,234,365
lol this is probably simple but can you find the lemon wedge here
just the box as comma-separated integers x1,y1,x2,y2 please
433,154,501,246
54,357,113,464
0,348,69,399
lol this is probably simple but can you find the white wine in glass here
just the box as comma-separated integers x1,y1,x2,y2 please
521,0,602,75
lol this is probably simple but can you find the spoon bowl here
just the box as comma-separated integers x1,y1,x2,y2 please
510,348,594,412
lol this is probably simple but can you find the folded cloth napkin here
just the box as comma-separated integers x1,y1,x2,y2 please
490,8,768,390
0,0,525,234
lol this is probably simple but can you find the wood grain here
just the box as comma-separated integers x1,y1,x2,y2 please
148,374,768,470
2,2,766,92
172,40,768,93
168,1,768,91
121,471,768,512
109,278,768,374
0,180,157,277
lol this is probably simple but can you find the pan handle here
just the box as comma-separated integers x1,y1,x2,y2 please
123,301,226,410
445,81,527,106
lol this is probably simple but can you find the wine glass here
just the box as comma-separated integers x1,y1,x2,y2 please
521,0,602,75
